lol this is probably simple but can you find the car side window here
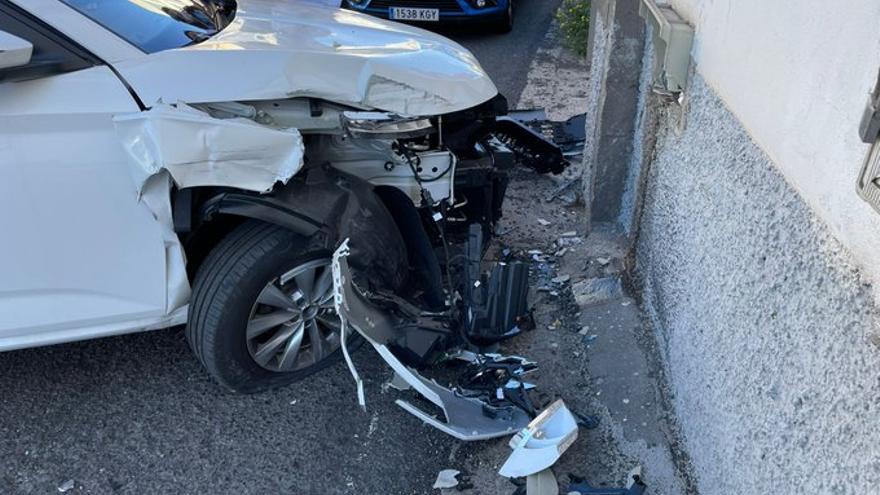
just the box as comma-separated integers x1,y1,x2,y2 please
0,1,100,81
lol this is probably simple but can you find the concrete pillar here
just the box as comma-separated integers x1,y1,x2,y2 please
582,0,646,228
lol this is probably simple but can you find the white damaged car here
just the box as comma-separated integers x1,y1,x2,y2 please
0,0,565,419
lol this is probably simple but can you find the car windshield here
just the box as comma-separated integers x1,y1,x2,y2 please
59,0,236,54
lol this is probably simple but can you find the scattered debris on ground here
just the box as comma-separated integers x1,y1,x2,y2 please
57,479,75,493
433,469,462,490
421,17,695,485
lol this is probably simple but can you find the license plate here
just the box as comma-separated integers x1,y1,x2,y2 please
390,7,440,21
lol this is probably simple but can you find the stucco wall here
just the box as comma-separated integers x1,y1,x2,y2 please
665,0,880,291
636,73,880,494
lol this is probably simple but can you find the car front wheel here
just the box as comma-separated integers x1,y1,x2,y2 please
186,220,346,393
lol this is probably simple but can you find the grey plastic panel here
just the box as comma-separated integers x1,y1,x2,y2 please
638,0,694,93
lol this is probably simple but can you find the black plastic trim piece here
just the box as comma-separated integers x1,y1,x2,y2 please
200,192,326,238
492,116,568,174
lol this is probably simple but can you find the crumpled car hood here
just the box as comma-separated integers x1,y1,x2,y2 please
114,0,499,116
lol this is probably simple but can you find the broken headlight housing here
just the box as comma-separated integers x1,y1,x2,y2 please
342,111,433,139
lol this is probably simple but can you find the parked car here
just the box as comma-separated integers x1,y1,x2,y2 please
341,0,515,33
0,0,561,401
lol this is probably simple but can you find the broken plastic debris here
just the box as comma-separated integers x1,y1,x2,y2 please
433,469,461,489
498,399,578,495
595,257,611,266
385,372,412,392
557,237,583,247
498,399,578,479
560,231,578,237
331,240,366,410
537,218,552,226
572,277,623,307
566,466,647,495
57,480,75,493
524,468,559,495
573,411,601,430
332,244,531,440
544,177,580,202
551,275,570,284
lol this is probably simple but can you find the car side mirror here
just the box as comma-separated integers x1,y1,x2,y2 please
0,30,32,70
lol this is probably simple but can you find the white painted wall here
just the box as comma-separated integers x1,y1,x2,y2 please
668,0,880,289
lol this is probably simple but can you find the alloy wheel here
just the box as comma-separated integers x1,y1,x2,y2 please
245,258,342,372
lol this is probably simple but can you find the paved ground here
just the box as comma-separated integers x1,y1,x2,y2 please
0,3,572,495
446,0,564,107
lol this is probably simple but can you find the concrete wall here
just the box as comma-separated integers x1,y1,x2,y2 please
636,73,880,494
582,1,880,493
582,0,645,225
667,0,880,291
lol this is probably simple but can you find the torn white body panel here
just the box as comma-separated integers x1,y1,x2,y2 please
112,0,498,116
113,102,304,194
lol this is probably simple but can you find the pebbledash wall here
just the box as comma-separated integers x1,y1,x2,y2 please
584,0,880,493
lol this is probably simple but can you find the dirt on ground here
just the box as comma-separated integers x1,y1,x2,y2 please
430,21,694,495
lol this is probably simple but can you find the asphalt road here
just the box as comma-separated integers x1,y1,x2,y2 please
441,0,563,107
0,3,563,494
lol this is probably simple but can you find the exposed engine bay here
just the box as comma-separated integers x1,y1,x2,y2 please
305,95,566,440
155,92,568,439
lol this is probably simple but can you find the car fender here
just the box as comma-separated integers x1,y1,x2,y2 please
198,166,410,292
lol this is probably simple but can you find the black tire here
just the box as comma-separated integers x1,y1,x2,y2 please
494,1,514,33
186,220,347,393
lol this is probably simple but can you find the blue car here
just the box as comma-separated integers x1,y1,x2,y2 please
341,0,515,33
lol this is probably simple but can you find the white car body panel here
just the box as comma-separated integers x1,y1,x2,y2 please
113,102,305,193
0,66,180,350
112,0,498,115
0,0,499,351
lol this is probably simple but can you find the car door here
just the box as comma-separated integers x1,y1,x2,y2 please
0,7,177,349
